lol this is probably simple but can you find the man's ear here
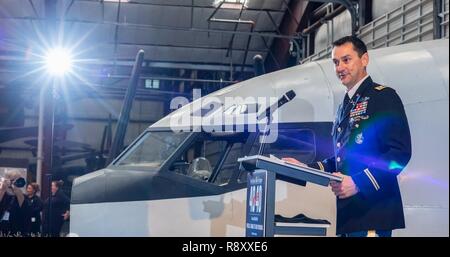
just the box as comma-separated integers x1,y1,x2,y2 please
361,52,369,67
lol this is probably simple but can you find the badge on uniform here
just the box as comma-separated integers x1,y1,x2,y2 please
355,133,364,144
2,211,10,221
350,101,368,118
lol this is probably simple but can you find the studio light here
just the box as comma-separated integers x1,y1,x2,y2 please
44,47,73,76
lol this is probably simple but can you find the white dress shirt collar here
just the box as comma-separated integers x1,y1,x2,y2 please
347,74,369,99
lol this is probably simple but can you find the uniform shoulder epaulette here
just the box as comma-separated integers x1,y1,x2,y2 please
374,85,387,91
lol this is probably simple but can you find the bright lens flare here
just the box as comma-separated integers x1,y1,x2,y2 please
45,48,73,76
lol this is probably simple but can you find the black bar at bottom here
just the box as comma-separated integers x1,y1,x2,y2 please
274,226,327,236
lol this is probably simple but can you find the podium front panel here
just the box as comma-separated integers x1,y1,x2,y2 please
245,169,275,237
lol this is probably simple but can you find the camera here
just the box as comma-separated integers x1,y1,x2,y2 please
0,177,26,188
12,177,26,188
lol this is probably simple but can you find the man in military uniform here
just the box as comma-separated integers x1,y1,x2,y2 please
283,36,412,237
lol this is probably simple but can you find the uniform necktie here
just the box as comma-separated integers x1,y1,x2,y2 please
343,93,350,107
340,94,351,120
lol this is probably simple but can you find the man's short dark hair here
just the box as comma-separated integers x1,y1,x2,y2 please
333,36,368,57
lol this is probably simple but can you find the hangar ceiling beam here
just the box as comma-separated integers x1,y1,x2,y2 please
75,0,286,13
0,16,302,40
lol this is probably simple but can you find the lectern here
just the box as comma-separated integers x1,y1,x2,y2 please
238,155,342,237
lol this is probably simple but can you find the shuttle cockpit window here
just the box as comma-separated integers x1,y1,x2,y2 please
114,131,190,168
169,132,247,185
238,128,316,183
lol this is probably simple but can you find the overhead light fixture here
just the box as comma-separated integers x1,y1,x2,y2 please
44,47,73,76
214,0,248,10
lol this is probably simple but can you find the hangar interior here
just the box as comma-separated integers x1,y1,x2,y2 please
0,0,448,223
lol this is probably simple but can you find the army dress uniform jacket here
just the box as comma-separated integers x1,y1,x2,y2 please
309,76,412,235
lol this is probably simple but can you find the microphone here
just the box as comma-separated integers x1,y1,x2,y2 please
278,90,296,107
258,90,296,122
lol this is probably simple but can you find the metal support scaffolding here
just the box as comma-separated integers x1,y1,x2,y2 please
442,0,450,37
302,5,346,34
301,0,437,64
434,0,443,38
207,1,257,74
308,0,359,34
207,17,256,63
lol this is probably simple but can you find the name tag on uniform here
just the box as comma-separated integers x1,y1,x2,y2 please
31,217,36,223
2,211,10,221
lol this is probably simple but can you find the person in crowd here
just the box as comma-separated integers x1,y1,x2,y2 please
0,169,25,236
23,182,43,236
42,180,70,237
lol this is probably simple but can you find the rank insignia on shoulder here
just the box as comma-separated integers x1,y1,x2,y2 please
375,85,386,91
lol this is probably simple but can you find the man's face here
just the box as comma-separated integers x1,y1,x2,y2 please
332,42,369,89
51,182,58,194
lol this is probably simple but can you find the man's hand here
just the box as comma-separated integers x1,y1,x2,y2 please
281,157,306,167
63,211,70,221
330,172,359,199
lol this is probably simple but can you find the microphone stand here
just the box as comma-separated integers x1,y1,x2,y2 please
257,90,296,157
